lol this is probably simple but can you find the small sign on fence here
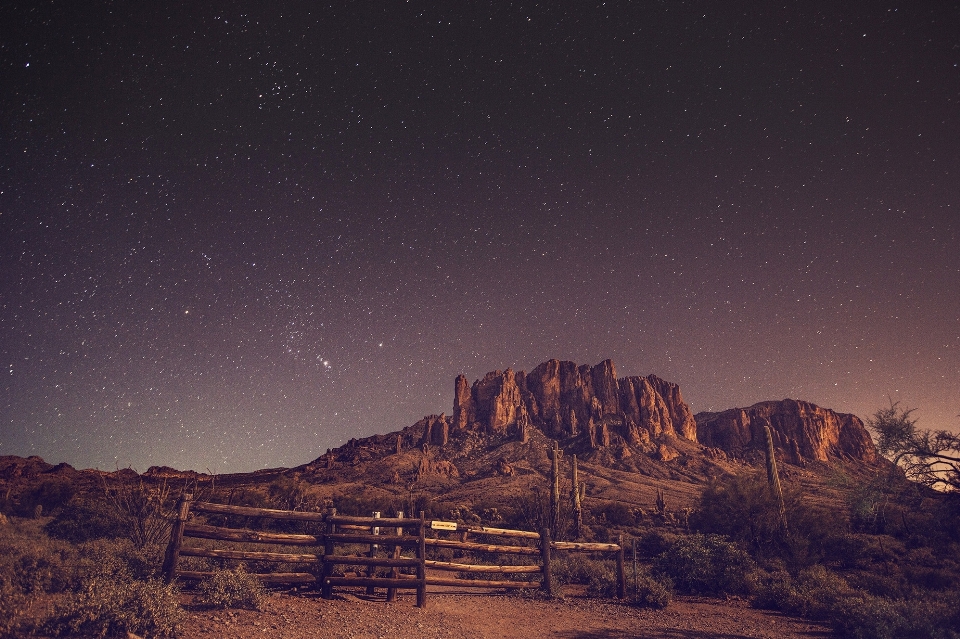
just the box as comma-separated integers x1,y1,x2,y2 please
430,520,458,531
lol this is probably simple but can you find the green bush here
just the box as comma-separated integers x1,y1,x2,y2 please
16,478,76,516
750,563,960,638
45,496,130,542
551,554,604,586
585,561,618,598
636,530,676,559
0,518,76,595
45,575,182,638
692,472,844,568
196,565,267,610
594,501,635,527
653,534,754,596
630,566,673,609
0,516,181,637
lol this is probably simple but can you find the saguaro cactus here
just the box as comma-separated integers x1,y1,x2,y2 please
571,454,583,539
764,425,788,531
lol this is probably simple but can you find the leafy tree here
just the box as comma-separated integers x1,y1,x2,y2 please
869,401,960,493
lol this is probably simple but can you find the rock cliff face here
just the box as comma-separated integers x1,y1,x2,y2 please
448,359,697,450
695,399,877,464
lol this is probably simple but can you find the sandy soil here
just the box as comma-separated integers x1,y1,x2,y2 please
177,588,834,639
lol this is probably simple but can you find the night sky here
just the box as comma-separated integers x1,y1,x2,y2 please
2,2,958,473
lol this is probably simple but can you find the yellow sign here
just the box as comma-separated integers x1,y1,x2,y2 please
430,520,458,531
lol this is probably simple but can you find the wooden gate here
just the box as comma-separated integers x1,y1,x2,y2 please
162,495,625,607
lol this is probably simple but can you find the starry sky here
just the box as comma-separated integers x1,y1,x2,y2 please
2,2,958,473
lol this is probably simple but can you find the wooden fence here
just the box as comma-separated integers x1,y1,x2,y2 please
162,494,625,608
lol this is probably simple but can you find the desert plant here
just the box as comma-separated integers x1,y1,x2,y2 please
631,565,673,609
869,400,960,493
45,495,130,542
16,478,75,517
585,560,619,598
693,471,846,569
101,476,175,548
195,565,267,610
653,533,754,596
44,574,182,638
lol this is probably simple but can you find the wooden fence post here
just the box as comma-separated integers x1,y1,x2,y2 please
162,493,192,583
321,507,336,599
387,510,403,602
616,534,626,599
416,511,427,608
540,527,554,597
366,511,381,595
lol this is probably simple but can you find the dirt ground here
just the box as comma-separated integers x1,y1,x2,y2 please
177,588,834,639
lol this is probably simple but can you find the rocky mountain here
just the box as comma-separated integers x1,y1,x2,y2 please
1,360,885,517
289,359,883,513
395,359,876,469
695,399,878,466
424,358,697,454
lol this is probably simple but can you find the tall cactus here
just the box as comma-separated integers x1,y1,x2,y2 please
764,424,788,532
571,454,583,539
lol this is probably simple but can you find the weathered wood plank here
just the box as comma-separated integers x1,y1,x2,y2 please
324,577,420,589
191,501,326,522
424,559,541,573
176,570,316,584
550,541,621,552
424,538,540,556
178,547,321,563
459,525,541,539
183,523,321,545
323,555,420,568
327,515,422,527
162,493,192,583
426,577,541,589
325,533,421,547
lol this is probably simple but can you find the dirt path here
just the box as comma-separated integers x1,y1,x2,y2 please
177,590,834,639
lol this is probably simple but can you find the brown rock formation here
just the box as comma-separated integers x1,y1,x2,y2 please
451,359,698,449
418,414,450,447
695,399,877,464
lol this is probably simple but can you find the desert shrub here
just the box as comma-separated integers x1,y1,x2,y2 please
16,478,76,516
551,553,603,586
693,472,844,568
820,532,878,569
0,518,76,595
594,501,635,527
629,565,673,609
0,516,181,637
829,593,956,639
787,565,855,619
750,568,795,611
101,477,176,548
73,537,165,583
0,579,29,637
636,530,676,559
196,565,267,610
585,560,618,598
44,575,182,638
653,533,754,596
45,495,130,542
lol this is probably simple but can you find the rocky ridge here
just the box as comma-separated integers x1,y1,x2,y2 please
370,359,877,470
1,359,883,515
298,359,880,512
695,399,877,466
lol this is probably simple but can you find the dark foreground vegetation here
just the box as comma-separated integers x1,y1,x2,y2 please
2,406,959,638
